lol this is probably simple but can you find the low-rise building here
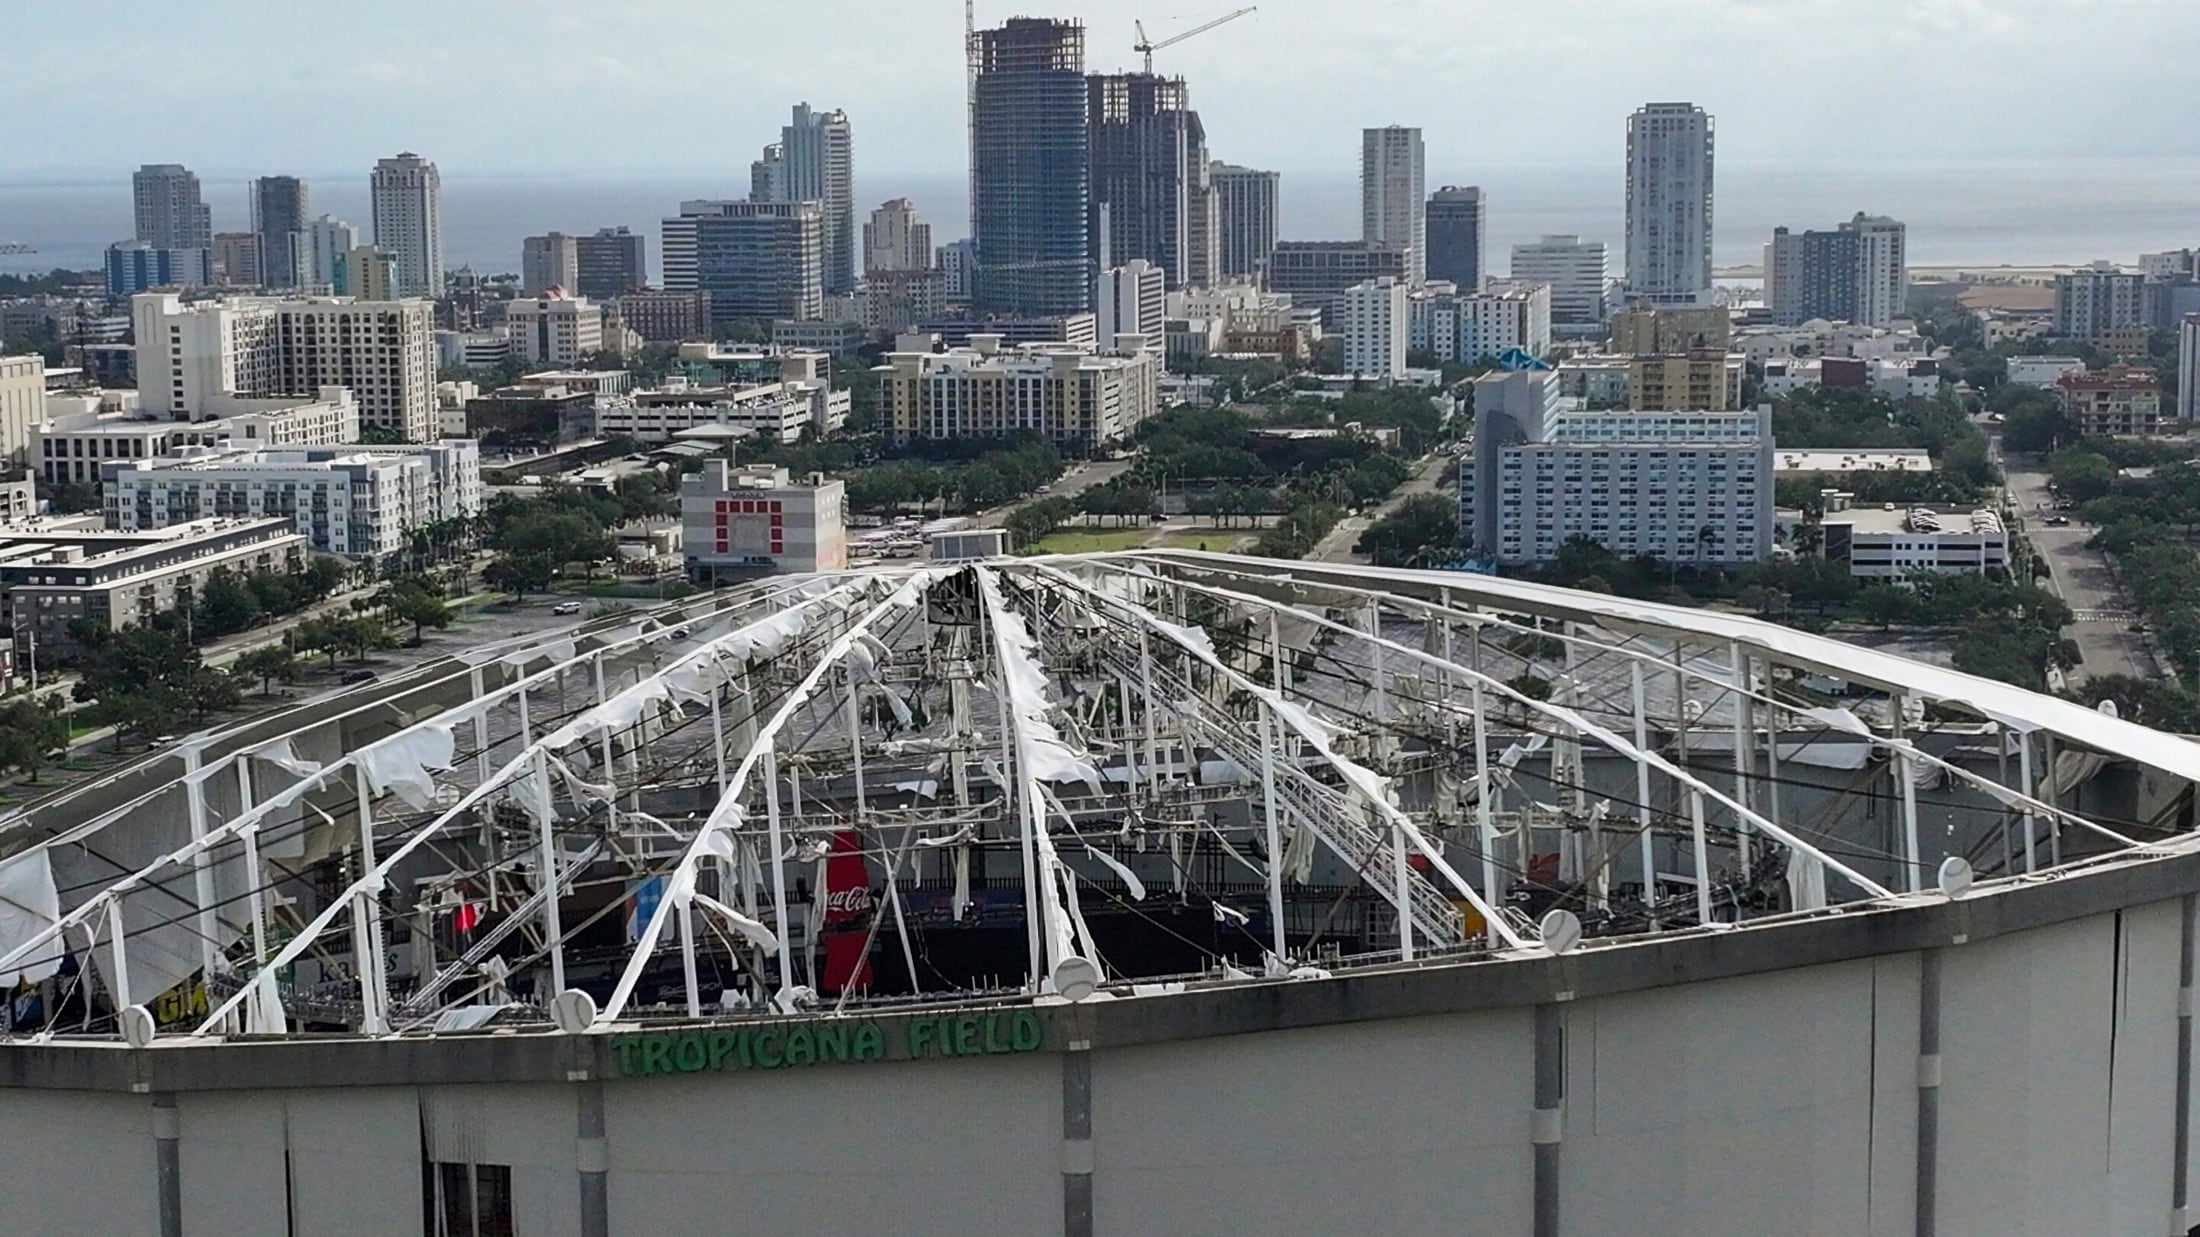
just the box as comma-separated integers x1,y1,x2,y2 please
1552,357,1632,408
614,291,713,344
104,441,482,559
603,383,835,445
914,315,1098,350
1610,305,1729,354
1775,449,1932,476
2057,365,2164,436
681,461,847,580
2006,356,2087,388
1409,281,1553,364
36,387,361,487
1819,492,2007,579
771,319,866,353
0,516,308,662
463,386,596,451
1628,351,1742,411
878,335,1159,450
0,354,45,468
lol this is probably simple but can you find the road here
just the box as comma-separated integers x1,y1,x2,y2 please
2000,446,2157,683
1313,451,1457,564
968,458,1134,530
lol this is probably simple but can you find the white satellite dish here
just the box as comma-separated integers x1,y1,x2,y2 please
1538,909,1584,955
120,1004,157,1048
1938,856,1975,899
1051,955,1102,1002
550,988,598,1034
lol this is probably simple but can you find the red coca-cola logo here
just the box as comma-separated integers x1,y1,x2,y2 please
824,887,875,916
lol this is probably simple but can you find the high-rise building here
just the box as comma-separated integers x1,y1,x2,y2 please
1509,235,1609,327
290,215,359,291
132,292,440,442
1624,102,1715,305
971,18,1091,317
521,232,581,296
0,355,45,469
751,104,855,296
369,152,445,298
2055,264,2148,343
661,200,824,323
132,164,212,251
864,199,933,275
575,227,647,300
1425,186,1486,291
213,234,262,287
1765,215,1908,327
105,242,209,296
2180,314,2200,424
1611,304,1730,355
1087,74,1215,290
1267,241,1407,319
506,293,605,365
344,246,401,301
1095,261,1166,348
1343,278,1409,381
937,239,977,301
1361,127,1426,285
1210,163,1279,282
250,176,308,290
1845,214,1908,327
1412,282,1552,363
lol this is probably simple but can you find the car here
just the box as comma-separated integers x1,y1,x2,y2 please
2046,515,2070,526
552,602,583,616
341,669,378,685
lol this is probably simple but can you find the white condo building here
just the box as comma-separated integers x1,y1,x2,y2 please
1463,370,1772,565
1509,235,1610,327
1846,214,1908,327
369,153,444,298
1412,282,1552,364
1342,278,1409,382
863,199,933,275
1624,103,1715,306
1361,128,1426,285
39,386,360,487
878,336,1159,450
105,441,482,559
290,216,359,291
132,292,439,442
1095,261,1166,349
505,294,605,365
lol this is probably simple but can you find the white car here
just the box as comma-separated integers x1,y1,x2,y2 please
551,602,583,616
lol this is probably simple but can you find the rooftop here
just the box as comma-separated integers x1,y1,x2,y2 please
1777,449,1932,475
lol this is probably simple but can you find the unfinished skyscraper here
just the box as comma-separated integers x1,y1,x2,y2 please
1087,73,1216,290
971,17,1090,317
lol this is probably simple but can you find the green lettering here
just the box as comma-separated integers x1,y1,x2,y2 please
613,1037,639,1076
1011,1011,1043,1051
908,1019,935,1058
983,1014,1007,1054
754,1026,783,1068
816,1023,849,1063
734,1028,753,1068
640,1035,674,1076
852,1022,885,1062
785,1026,815,1066
707,1031,739,1070
673,1034,707,1072
953,1015,979,1056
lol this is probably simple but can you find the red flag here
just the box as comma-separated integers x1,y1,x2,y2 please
820,831,875,995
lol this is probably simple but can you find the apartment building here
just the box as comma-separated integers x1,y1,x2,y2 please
878,336,1159,450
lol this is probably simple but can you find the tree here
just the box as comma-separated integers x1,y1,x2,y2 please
69,625,211,746
1355,493,1459,567
194,569,264,639
2049,450,2116,504
0,698,70,782
1857,585,1914,631
377,581,454,644
234,646,299,697
484,553,556,600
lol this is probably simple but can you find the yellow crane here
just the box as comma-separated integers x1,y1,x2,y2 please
1133,6,1257,75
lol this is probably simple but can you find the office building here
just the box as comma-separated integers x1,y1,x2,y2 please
521,233,580,297
615,291,713,344
290,215,359,291
1095,261,1166,349
2183,315,2200,424
2057,365,2164,436
506,294,605,365
682,462,847,581
1267,241,1408,319
212,234,261,287
1361,127,1426,284
2055,264,2148,343
661,200,825,323
1623,102,1715,305
105,243,209,296
864,199,933,275
1425,187,1486,291
750,104,855,296
1820,492,2007,580
1210,163,1279,282
369,152,445,298
574,227,647,300
460,383,597,450
132,292,439,442
132,163,212,251
38,387,361,487
1088,74,1216,289
1510,235,1609,327
0,355,44,468
1342,278,1408,381
971,18,1091,317
106,440,482,559
878,335,1158,449
1463,370,1772,565
1610,304,1730,354
0,518,308,662
1629,351,1742,411
1846,214,1908,327
250,176,308,289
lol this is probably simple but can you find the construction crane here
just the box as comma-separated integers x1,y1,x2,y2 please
1134,6,1257,75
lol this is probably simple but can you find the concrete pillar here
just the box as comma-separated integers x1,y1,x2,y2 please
1916,948,1944,1237
577,1080,609,1237
1062,1044,1094,1237
1532,1004,1563,1237
153,1091,181,1237
2175,893,2195,1235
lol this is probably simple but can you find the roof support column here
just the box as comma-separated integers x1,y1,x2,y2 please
1061,1040,1095,1237
1915,945,1944,1237
575,1078,609,1237
2174,892,2195,1235
153,1091,181,1237
1531,1003,1564,1237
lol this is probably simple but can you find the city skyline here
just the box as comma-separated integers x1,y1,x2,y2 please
6,1,2197,181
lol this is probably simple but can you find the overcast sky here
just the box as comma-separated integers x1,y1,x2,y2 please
5,0,2196,182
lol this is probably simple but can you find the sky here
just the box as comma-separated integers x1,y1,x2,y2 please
5,0,2199,183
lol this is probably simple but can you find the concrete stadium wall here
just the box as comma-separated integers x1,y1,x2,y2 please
3,851,2198,1236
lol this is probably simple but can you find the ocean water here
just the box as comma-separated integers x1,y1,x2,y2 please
2,157,2195,281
